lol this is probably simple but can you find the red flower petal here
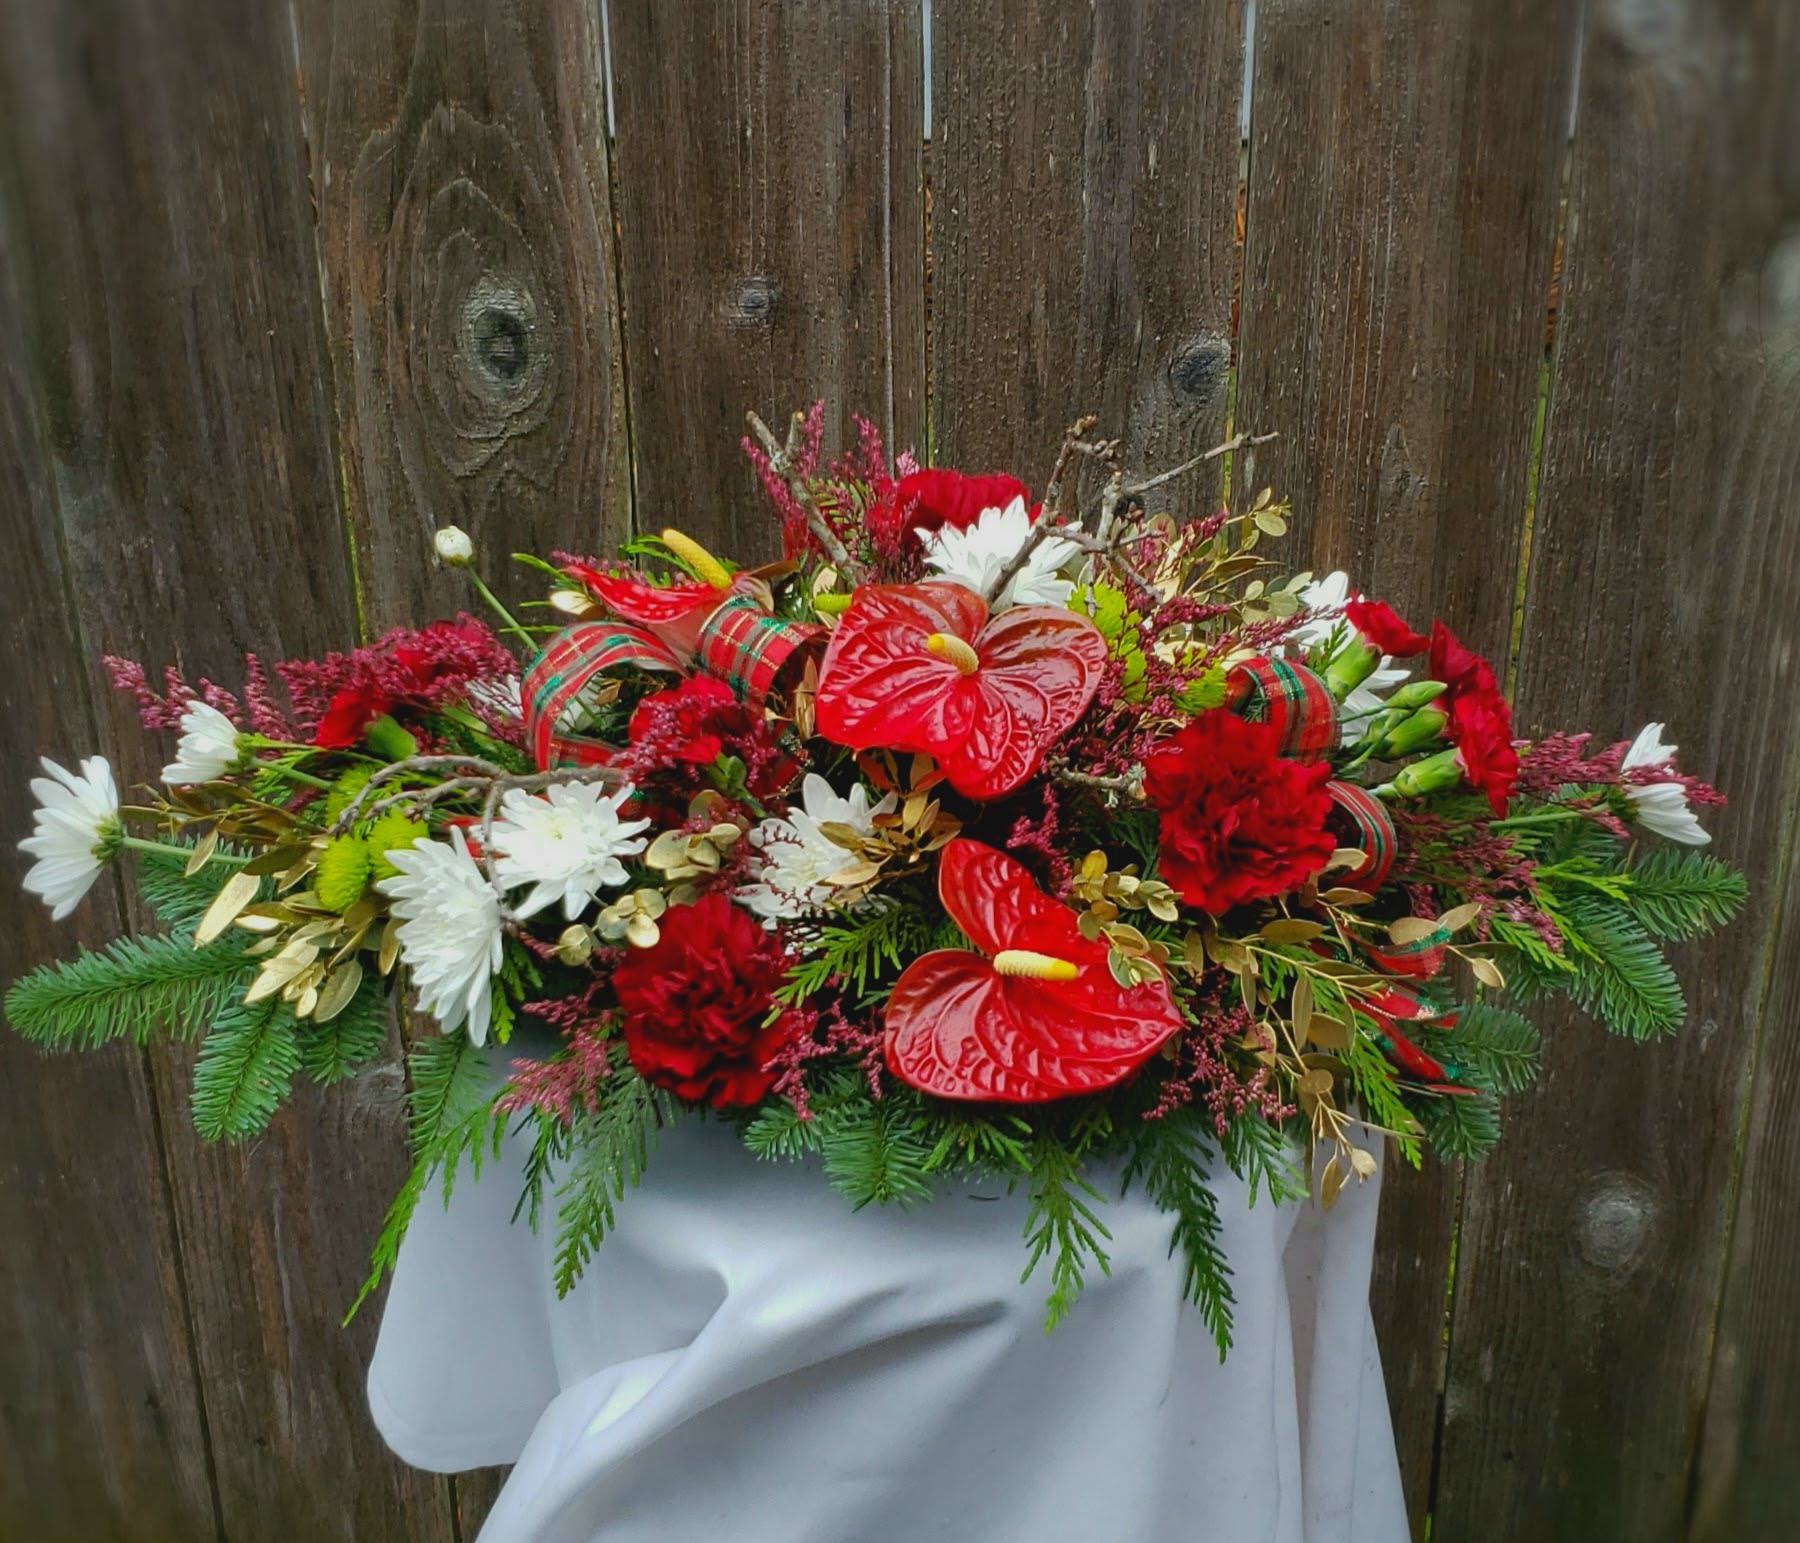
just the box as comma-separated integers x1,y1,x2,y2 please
884,840,1184,1102
815,583,1107,799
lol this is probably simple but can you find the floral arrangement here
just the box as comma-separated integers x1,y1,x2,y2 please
6,407,1745,1346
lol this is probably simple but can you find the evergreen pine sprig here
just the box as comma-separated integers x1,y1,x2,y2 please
1221,1111,1309,1208
552,1061,677,1295
775,903,951,1007
1558,896,1686,1039
190,999,301,1140
1413,1088,1501,1159
349,1033,504,1318
1416,1001,1541,1096
819,1091,937,1208
5,933,253,1051
297,973,393,1084
1021,1134,1113,1332
1120,1110,1236,1357
1622,848,1748,941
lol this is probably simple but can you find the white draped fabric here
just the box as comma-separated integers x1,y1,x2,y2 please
370,1105,1409,1543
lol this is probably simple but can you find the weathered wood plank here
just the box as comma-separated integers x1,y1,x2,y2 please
0,123,217,1543
1436,4,1800,1538
297,0,631,630
931,0,1246,506
1233,3,1579,1524
0,1,453,1535
607,0,926,561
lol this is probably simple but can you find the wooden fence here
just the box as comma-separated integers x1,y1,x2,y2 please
0,0,1795,1538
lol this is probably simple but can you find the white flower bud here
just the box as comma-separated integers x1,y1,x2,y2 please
434,525,474,566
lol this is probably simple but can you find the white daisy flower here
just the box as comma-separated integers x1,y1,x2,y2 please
162,701,244,786
1621,723,1711,846
738,773,895,923
377,830,505,1046
20,756,121,920
920,496,1078,610
490,779,651,920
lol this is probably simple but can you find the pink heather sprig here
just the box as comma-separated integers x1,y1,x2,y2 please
103,656,245,732
1146,995,1293,1135
496,973,621,1123
1005,785,1074,898
763,1000,885,1118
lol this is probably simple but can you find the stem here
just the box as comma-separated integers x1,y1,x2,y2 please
119,835,248,866
1492,809,1582,831
463,570,538,654
745,409,867,581
265,765,335,791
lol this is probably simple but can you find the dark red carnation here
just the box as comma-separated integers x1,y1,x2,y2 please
1143,710,1336,915
1346,598,1429,657
869,468,1034,551
1427,622,1518,815
621,675,799,800
612,893,802,1107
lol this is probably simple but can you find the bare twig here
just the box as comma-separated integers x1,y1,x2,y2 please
1122,429,1280,499
1053,767,1145,798
746,409,867,581
331,755,621,835
1042,414,1101,518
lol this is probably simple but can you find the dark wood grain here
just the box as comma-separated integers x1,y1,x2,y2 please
0,97,217,1543
1233,3,1580,1525
931,0,1246,508
607,0,926,562
0,1,454,1536
296,0,631,629
1436,4,1800,1539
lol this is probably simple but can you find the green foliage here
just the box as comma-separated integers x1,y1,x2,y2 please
1556,896,1686,1039
1622,848,1747,942
512,1111,574,1231
1342,1030,1422,1164
137,849,258,935
1416,1001,1541,1096
1413,1088,1501,1160
298,973,392,1084
775,902,948,1007
553,1063,677,1295
366,811,428,880
819,1091,936,1208
6,932,252,1051
487,938,546,1046
1021,1135,1113,1333
350,1032,504,1319
1221,1111,1308,1208
190,999,300,1140
1120,1110,1235,1357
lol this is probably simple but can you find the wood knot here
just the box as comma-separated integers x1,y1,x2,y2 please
730,277,780,327
470,304,530,382
1575,1171,1658,1272
1167,335,1231,404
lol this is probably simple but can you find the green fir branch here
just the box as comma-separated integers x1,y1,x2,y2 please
1121,1110,1236,1357
6,933,254,1051
1020,1137,1113,1332
1559,897,1686,1039
190,999,301,1140
1416,1001,1541,1096
552,1063,677,1296
298,973,393,1084
1220,1112,1309,1208
1412,1088,1501,1160
776,902,949,1007
1620,848,1748,942
819,1092,937,1209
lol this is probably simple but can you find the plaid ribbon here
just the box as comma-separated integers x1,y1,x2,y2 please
1325,780,1397,891
1362,983,1463,1086
695,597,824,705
1228,655,1338,759
522,622,681,769
1365,917,1452,981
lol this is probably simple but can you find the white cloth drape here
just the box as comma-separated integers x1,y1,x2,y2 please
369,1108,1408,1543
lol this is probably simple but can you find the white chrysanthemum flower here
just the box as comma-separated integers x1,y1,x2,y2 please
162,701,243,786
20,756,121,920
1288,570,1353,649
920,496,1078,609
1621,723,1711,846
738,773,896,922
490,779,651,920
378,830,505,1046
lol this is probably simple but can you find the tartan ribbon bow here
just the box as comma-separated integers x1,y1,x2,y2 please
1226,654,1396,892
522,590,824,771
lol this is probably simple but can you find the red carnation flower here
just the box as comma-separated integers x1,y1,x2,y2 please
612,892,802,1107
300,617,518,749
1345,598,1429,658
1143,709,1336,915
628,675,739,765
870,468,1034,551
1427,622,1518,815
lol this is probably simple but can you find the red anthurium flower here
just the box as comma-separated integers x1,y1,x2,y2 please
884,839,1185,1102
814,582,1107,799
564,563,726,663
